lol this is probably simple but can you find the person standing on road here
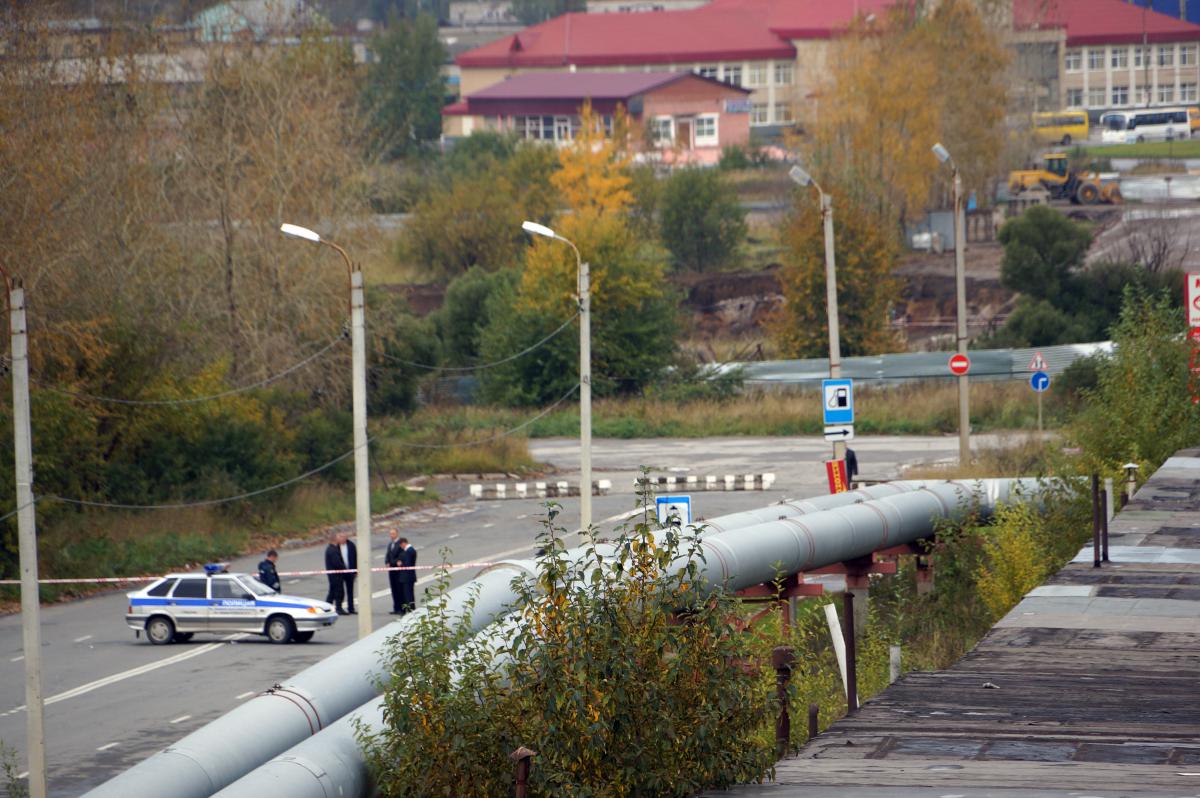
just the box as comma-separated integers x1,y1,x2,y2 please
257,549,281,592
339,531,358,615
397,537,417,615
385,529,404,614
324,532,346,614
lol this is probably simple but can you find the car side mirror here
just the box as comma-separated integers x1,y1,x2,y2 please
241,593,255,601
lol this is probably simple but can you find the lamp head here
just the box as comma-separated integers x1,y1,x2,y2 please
280,223,321,243
521,220,557,240
1122,462,1140,476
788,165,812,187
931,143,951,164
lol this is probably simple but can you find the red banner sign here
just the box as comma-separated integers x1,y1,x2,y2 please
826,459,849,494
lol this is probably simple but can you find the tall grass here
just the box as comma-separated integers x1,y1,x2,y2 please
403,381,1052,440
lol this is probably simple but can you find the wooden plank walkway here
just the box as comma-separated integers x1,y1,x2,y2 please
705,451,1200,798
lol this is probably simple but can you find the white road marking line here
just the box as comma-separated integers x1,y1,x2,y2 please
236,691,255,700
447,533,460,540
96,742,119,751
482,523,494,529
169,714,191,724
17,771,27,779
73,635,93,643
10,655,23,662
286,579,300,584
2,633,249,714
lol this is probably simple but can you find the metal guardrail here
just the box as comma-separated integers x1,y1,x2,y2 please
715,341,1112,386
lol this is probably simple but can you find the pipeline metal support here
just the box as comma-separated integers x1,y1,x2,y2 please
843,591,858,713
772,647,795,759
511,747,535,798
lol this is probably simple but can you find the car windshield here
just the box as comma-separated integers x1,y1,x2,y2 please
238,575,277,596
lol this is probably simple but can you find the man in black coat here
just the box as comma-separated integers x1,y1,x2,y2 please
257,549,281,592
324,532,357,614
385,529,404,614
397,537,417,615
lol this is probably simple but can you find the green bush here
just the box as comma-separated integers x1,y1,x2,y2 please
361,509,775,797
660,168,747,272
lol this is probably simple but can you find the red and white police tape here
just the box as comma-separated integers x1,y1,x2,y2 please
0,562,512,585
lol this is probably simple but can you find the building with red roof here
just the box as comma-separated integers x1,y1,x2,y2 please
443,70,752,164
454,0,1200,136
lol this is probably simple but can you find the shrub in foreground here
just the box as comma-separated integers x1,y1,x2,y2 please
361,508,774,797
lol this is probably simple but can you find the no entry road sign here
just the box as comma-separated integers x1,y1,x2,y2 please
948,353,970,376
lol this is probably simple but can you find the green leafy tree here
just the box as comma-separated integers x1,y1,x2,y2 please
509,0,586,25
362,14,447,158
659,168,747,272
1071,288,1199,473
770,191,899,357
434,266,521,366
368,291,442,415
479,107,677,404
402,145,559,279
989,207,1182,347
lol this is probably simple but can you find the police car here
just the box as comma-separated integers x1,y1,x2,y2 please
125,565,338,645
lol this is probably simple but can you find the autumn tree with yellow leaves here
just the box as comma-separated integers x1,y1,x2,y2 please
806,0,1009,231
478,104,677,405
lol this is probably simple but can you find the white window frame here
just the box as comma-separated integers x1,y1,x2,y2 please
1182,45,1196,66
650,115,674,148
747,62,766,87
774,101,794,124
696,64,718,79
1087,48,1104,71
693,113,718,147
1159,84,1176,103
1112,86,1129,106
1065,49,1081,72
773,61,794,86
1112,47,1128,69
1134,47,1146,68
1183,82,1199,102
1066,88,1083,107
1086,87,1105,107
750,102,769,125
1159,45,1175,67
722,64,743,87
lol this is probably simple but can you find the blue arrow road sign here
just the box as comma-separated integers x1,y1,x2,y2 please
1030,371,1050,392
822,379,854,425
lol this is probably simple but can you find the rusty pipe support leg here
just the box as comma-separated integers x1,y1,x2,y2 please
808,703,819,741
1100,488,1110,562
1092,473,1101,568
510,747,536,798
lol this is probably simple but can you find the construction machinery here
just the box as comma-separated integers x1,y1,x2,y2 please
1008,152,1123,205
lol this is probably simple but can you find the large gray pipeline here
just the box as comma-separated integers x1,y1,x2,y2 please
210,478,1045,798
85,485,915,798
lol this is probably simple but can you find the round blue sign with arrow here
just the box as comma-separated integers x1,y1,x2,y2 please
1029,371,1050,392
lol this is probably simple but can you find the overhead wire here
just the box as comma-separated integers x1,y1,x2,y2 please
20,331,348,406
387,382,580,449
373,311,580,372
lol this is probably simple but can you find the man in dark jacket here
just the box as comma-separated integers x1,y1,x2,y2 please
385,529,404,614
257,549,281,592
396,537,417,615
324,532,347,614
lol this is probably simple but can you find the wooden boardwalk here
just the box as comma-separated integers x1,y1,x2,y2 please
706,451,1200,798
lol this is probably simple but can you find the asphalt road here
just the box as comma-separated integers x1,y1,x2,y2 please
0,433,997,796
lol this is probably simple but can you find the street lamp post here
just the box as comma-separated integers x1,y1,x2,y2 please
521,221,591,533
931,144,971,466
788,166,845,463
2,263,47,798
281,223,373,639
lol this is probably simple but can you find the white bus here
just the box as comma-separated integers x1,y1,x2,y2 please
1102,107,1190,144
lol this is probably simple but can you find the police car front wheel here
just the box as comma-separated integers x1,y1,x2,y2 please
146,616,175,645
266,615,295,644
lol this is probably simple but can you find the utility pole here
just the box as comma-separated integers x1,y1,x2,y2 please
578,258,592,532
350,270,371,639
11,280,47,798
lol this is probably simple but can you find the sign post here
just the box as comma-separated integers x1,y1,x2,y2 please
821,378,854,457
655,495,692,527
1028,352,1049,433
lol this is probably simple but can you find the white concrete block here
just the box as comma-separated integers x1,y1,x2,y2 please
469,484,483,498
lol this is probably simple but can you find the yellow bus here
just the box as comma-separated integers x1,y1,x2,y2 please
1032,111,1089,145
